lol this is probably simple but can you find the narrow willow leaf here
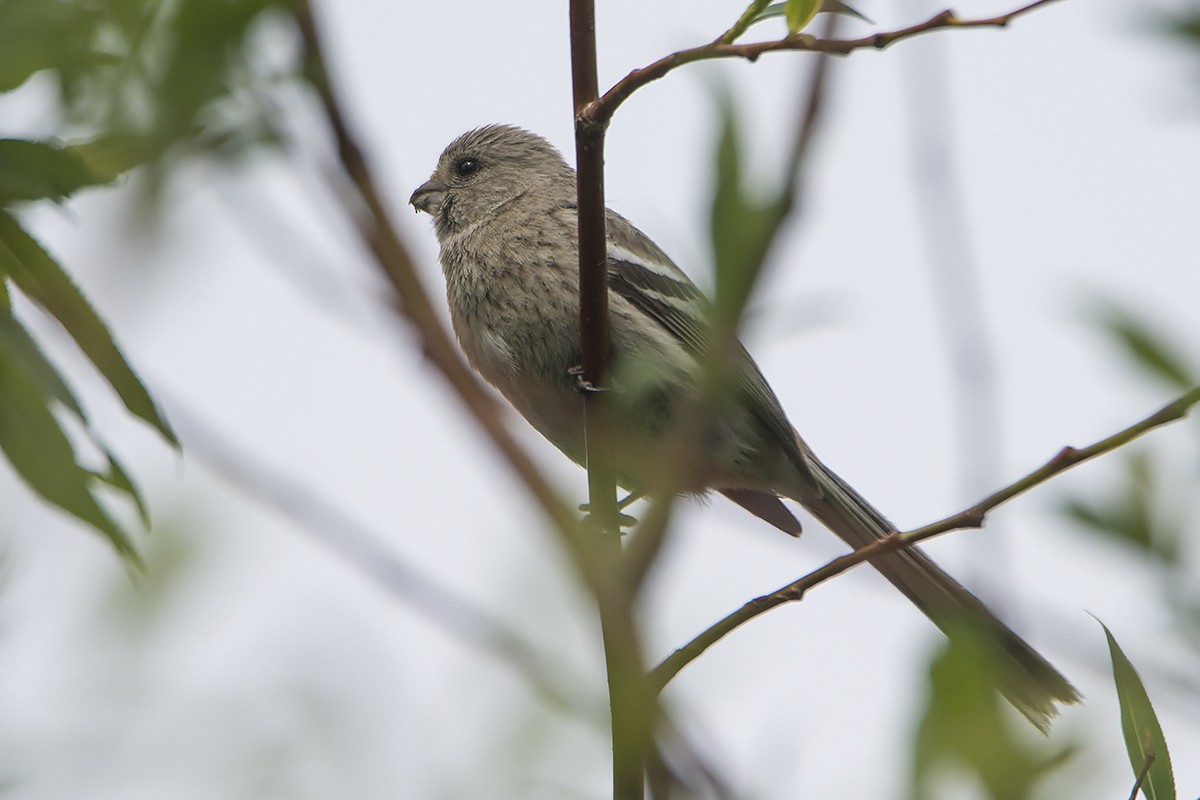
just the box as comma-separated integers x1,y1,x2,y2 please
911,625,1075,800
0,309,88,421
1101,309,1195,391
0,346,140,562
1098,620,1175,800
785,0,822,33
93,446,151,529
708,93,788,321
0,138,110,204
0,211,177,445
753,0,872,27
69,134,159,182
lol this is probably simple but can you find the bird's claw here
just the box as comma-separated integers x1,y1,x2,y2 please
568,364,609,394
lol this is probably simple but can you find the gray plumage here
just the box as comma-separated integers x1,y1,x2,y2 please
410,124,1080,730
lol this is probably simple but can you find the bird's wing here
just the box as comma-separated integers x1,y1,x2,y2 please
603,210,817,490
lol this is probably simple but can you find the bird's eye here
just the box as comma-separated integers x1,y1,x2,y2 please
455,158,480,177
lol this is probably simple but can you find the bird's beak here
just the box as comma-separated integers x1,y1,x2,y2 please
409,179,447,215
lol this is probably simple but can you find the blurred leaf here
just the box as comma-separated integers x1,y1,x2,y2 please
1099,306,1196,391
93,445,151,528
0,308,88,420
1059,450,1180,564
1098,620,1175,800
709,94,787,321
910,624,1074,800
0,0,114,93
149,0,284,145
70,134,161,181
0,138,113,205
0,211,177,445
752,0,873,29
1166,7,1200,47
0,339,139,562
785,0,822,33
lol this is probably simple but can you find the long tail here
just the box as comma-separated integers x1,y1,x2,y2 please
785,454,1080,732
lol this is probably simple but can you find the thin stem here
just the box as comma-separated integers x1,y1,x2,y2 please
291,1,579,538
570,2,651,798
582,0,1065,127
651,386,1200,690
1127,745,1156,800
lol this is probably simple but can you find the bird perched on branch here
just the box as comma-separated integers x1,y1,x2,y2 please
410,124,1079,730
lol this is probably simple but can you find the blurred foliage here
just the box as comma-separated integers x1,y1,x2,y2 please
1167,2,1200,54
1100,620,1176,800
0,0,294,559
1061,449,1182,565
736,0,870,38
910,624,1076,800
1060,306,1200,644
709,92,789,324
1098,306,1197,393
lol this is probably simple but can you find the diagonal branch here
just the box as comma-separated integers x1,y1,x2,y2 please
650,385,1200,691
582,0,1065,127
291,2,579,540
164,393,595,718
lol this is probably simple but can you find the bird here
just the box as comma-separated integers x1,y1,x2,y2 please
409,123,1079,730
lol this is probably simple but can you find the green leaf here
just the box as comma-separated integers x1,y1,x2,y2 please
0,211,177,445
70,134,159,182
910,624,1075,800
1098,620,1175,800
785,0,821,34
1099,307,1195,391
92,445,151,528
752,0,872,30
709,93,782,319
0,139,112,205
0,306,151,535
0,0,102,92
0,342,140,562
0,308,88,421
1059,451,1180,564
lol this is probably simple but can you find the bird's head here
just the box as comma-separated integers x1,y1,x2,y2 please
409,124,575,239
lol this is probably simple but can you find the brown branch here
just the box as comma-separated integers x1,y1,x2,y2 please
582,0,1065,127
164,393,595,719
570,0,619,537
1127,743,1156,800
650,386,1200,690
290,5,584,541
570,3,655,799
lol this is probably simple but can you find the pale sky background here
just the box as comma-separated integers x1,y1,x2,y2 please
1,0,1199,798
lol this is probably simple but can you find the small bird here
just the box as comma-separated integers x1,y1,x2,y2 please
410,124,1079,730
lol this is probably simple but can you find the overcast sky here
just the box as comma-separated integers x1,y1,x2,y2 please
2,0,1199,797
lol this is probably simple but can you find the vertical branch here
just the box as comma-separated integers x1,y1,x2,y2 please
570,0,618,534
570,3,650,800
900,31,1008,599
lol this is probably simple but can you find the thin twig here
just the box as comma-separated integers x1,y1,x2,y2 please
163,393,597,719
290,2,582,541
650,386,1200,690
569,2,655,798
582,0,1065,127
900,26,1008,599
1127,742,1156,800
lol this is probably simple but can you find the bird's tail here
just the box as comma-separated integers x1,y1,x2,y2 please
790,453,1080,732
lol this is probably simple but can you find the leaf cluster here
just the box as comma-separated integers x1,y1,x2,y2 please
0,0,293,559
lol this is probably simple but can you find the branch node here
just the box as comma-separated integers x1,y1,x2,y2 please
1052,445,1080,465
